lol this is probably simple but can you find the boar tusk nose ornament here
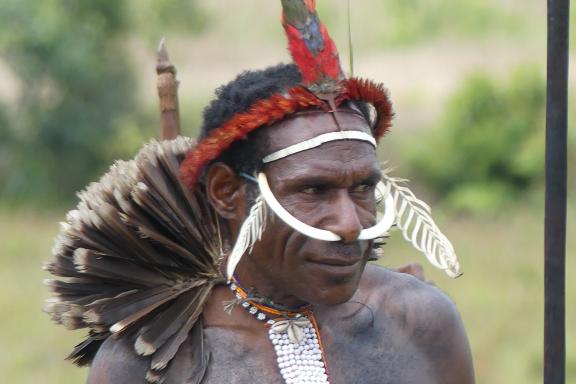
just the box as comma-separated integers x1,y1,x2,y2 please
257,172,396,242
227,169,462,281
226,129,461,281
226,172,396,281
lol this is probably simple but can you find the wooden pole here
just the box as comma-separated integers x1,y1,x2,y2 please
156,38,181,140
544,1,569,383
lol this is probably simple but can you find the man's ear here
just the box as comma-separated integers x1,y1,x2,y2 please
206,163,247,221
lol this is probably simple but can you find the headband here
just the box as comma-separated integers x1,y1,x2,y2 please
263,130,376,163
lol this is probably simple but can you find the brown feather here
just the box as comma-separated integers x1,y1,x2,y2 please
136,286,207,357
73,248,172,287
149,286,211,371
84,285,182,327
67,331,109,366
45,137,221,377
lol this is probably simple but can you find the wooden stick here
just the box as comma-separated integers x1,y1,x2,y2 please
156,38,181,140
544,0,569,383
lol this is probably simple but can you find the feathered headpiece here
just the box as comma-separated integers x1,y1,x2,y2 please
180,0,393,190
281,0,344,93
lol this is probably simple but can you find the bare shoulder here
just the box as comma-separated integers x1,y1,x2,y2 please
359,264,458,324
87,336,149,384
358,264,475,384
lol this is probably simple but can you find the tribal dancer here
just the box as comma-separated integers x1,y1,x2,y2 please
45,1,474,383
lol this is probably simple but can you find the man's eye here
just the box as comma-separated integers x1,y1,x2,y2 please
301,185,325,195
351,183,375,194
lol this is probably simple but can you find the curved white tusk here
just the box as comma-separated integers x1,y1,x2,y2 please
258,173,341,241
358,182,396,240
257,173,396,242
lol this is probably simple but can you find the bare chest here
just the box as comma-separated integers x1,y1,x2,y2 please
200,312,437,384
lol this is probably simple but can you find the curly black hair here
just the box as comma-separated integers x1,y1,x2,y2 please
199,63,371,177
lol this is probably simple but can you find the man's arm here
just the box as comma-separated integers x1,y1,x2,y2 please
397,273,475,384
87,336,149,384
417,287,475,384
365,266,475,384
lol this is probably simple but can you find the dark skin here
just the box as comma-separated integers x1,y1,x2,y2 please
88,111,475,383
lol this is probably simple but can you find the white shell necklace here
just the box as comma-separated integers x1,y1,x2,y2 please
229,280,331,384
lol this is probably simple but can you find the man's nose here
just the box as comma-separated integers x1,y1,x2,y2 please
323,190,363,243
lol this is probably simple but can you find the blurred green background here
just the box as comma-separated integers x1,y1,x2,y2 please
0,0,574,383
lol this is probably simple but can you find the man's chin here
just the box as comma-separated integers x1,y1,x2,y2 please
305,274,363,306
305,258,366,298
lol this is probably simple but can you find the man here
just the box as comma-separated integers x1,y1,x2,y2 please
46,1,474,383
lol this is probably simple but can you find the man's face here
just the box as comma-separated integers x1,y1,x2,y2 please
238,110,381,307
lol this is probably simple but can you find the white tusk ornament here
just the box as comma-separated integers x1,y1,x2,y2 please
257,173,395,242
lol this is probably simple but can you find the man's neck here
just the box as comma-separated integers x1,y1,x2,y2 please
234,264,309,310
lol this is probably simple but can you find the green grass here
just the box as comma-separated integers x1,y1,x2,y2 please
0,212,88,384
1,204,574,383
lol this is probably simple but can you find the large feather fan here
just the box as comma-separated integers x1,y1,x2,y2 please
44,137,222,383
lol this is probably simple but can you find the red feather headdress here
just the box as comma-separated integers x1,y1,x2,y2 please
180,0,393,191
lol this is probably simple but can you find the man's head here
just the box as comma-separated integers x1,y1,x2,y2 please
202,65,381,307
178,0,400,306
199,63,372,180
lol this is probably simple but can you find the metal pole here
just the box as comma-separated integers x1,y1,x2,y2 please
544,1,569,383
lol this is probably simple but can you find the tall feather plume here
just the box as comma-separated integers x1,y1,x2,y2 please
347,0,354,77
226,195,267,281
281,0,344,96
44,137,222,383
382,168,462,278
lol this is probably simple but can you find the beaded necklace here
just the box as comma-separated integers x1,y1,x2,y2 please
229,278,331,384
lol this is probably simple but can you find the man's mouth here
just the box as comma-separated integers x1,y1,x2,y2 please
305,258,363,279
302,241,368,273
307,257,361,267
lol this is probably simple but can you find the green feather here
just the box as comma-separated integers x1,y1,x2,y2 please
281,0,311,26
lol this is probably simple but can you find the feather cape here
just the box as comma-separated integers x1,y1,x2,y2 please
44,137,221,383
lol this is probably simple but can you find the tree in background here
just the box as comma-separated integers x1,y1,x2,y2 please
0,0,203,208
407,68,548,214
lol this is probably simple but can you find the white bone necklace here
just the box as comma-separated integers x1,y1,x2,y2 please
229,280,331,384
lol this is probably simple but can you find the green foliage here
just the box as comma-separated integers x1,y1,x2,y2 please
0,0,204,208
407,68,546,213
383,0,512,45
126,0,207,46
336,0,524,49
0,0,135,206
